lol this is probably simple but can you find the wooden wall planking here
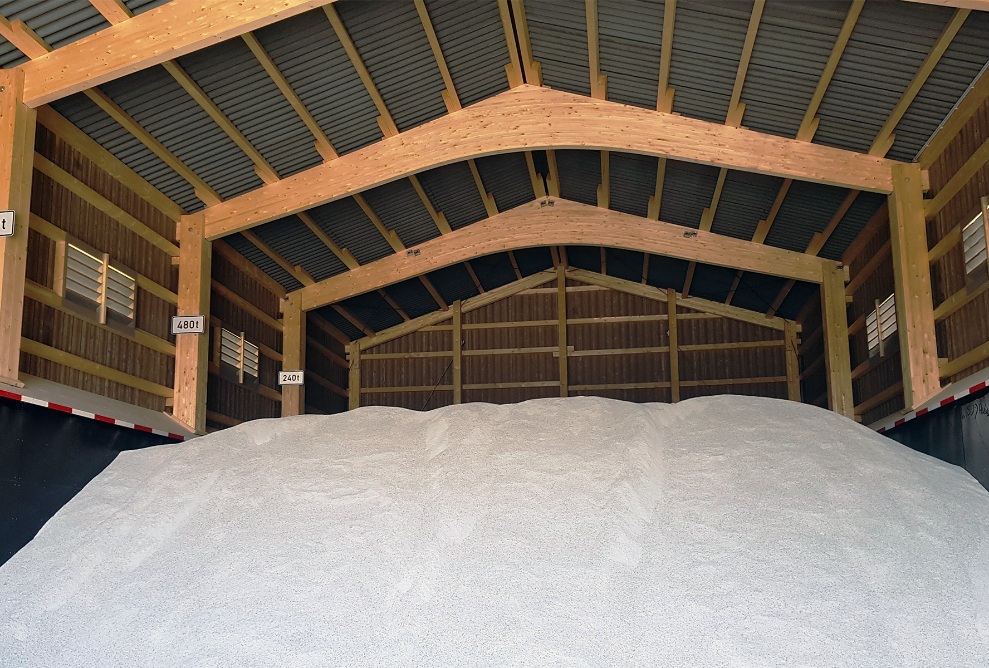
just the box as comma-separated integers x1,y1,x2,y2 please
357,278,790,410
20,124,177,410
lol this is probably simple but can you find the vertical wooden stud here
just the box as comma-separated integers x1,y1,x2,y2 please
0,69,37,386
668,288,680,403
348,342,361,410
281,294,305,417
452,299,462,404
173,212,212,433
784,320,801,402
888,162,941,408
557,264,568,397
821,261,854,418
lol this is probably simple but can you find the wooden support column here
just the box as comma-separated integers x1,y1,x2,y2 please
784,320,801,402
821,262,853,418
888,162,941,409
452,299,463,404
347,342,361,410
281,294,305,417
668,288,680,403
557,264,568,397
0,69,37,386
173,212,211,433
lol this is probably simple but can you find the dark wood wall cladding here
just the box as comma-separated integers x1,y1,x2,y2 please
797,293,827,410
20,124,178,411
843,215,905,425
305,317,348,415
357,276,793,410
206,248,282,428
927,91,989,385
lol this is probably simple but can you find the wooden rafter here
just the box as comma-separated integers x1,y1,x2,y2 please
510,0,542,85
725,0,765,128
496,0,524,87
414,0,461,112
295,198,829,311
204,86,899,240
332,303,374,337
683,167,728,296
0,13,221,206
241,230,314,286
22,0,339,108
323,4,399,137
903,1,989,11
657,0,677,112
585,0,607,99
241,32,338,161
88,0,131,24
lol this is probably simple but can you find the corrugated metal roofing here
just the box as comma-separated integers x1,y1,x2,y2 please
739,1,848,139
888,10,989,161
124,0,170,15
100,65,265,200
609,152,657,218
425,0,512,107
688,264,742,305
727,272,789,314
312,305,364,340
426,264,480,305
253,215,349,283
49,93,204,213
471,251,519,291
385,276,444,319
565,246,601,273
660,161,721,229
0,35,26,69
513,247,555,276
222,234,304,292
305,197,394,266
819,191,886,261
0,0,108,50
524,0,591,96
778,281,819,321
606,249,646,284
667,1,752,124
474,153,536,212
417,162,489,230
336,0,448,133
556,150,600,206
764,181,849,253
598,0,664,110
254,10,384,156
340,291,405,332
645,255,689,293
710,171,783,241
813,1,950,154
362,179,442,249
177,38,323,178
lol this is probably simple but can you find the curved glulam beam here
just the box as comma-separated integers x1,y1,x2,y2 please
21,0,336,107
204,85,899,240
296,198,829,312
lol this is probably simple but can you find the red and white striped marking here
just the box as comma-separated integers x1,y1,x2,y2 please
0,388,186,441
875,379,988,435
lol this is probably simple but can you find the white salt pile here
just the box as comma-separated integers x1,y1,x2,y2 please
2,395,989,666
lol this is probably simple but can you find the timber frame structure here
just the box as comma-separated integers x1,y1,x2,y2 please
1,0,988,434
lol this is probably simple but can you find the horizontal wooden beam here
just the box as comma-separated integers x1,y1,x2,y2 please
204,85,899,239
297,199,827,311
20,0,338,107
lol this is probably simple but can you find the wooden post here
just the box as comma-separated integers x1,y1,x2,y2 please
0,69,37,387
784,320,801,402
557,264,568,397
888,162,941,409
348,342,361,410
667,288,680,402
281,294,305,417
173,212,212,433
821,261,853,418
452,299,462,404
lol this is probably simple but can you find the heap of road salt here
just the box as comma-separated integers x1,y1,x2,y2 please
2,395,989,666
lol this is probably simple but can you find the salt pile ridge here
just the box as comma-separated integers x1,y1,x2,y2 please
2,395,989,666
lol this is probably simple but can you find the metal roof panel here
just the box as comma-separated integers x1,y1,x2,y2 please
474,153,536,212
417,162,489,230
525,0,591,96
362,179,442,249
598,0,664,110
557,150,600,206
609,152,658,218
660,161,721,229
223,233,304,292
253,216,349,283
306,197,394,266
710,170,783,241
